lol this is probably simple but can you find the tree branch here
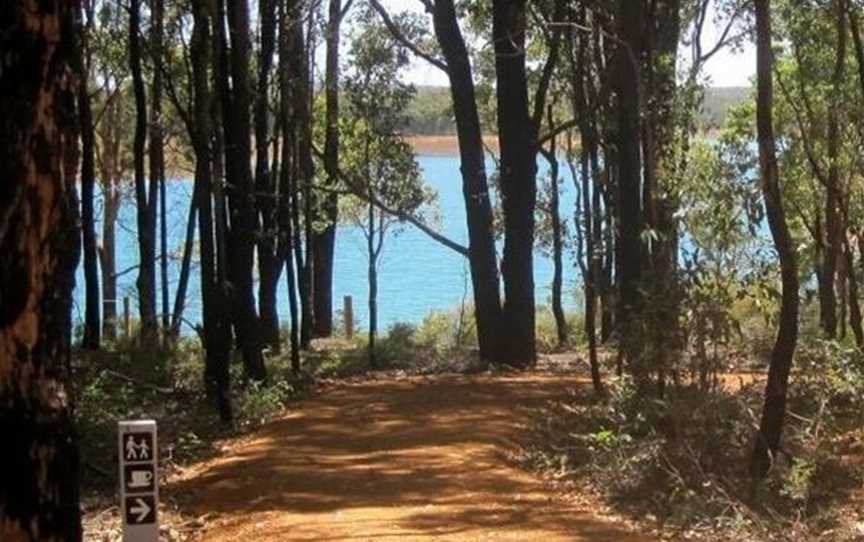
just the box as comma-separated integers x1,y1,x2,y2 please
369,0,448,72
310,144,469,256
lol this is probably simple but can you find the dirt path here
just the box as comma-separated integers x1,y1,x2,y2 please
174,373,657,541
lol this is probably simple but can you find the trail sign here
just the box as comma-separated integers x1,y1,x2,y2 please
119,420,159,541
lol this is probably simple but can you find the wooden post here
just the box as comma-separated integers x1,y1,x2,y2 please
124,296,132,338
343,295,353,339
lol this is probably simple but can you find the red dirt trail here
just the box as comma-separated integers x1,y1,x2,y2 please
174,373,657,541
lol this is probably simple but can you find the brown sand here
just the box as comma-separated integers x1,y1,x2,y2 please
407,135,499,156
173,373,657,541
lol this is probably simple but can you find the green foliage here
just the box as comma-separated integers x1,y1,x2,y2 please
405,86,455,135
234,380,297,429
374,322,420,365
780,457,817,503
535,307,584,353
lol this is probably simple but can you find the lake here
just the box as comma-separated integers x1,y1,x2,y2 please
72,154,581,334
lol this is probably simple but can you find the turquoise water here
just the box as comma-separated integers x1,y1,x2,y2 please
72,155,581,333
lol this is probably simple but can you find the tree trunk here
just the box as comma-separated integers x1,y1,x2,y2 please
101,176,119,340
0,2,82,538
846,238,864,349
493,0,537,368
368,198,378,369
430,0,504,363
751,0,801,480
644,0,681,397
97,98,120,341
543,113,568,348
570,7,603,395
169,193,198,338
129,0,158,345
819,1,847,340
549,153,568,349
192,0,233,424
150,0,169,334
77,13,101,350
613,0,646,383
312,0,344,339
223,0,267,381
255,0,281,351
286,1,315,349
580,141,604,395
279,0,301,372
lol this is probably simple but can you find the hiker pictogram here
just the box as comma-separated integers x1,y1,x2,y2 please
124,433,153,461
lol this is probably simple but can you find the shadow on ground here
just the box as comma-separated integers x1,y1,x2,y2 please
173,372,654,541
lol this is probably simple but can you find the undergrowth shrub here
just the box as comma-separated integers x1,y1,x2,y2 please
522,341,864,541
234,380,297,429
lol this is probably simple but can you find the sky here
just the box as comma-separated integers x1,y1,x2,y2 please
371,0,757,89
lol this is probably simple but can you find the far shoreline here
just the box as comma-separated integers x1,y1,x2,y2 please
406,134,499,156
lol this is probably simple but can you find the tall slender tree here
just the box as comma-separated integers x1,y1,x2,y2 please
279,0,301,370
192,0,234,423
151,0,169,333
286,0,315,348
130,0,159,344
78,0,101,349
256,0,282,351
0,1,82,538
426,0,504,363
751,0,801,480
223,0,267,380
312,0,346,338
492,0,538,368
613,0,646,383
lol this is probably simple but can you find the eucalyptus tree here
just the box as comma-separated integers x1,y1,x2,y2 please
312,0,353,338
0,1,82,537
90,0,133,340
772,0,861,341
285,0,316,350
751,0,801,480
222,0,268,381
130,0,159,345
255,0,281,350
342,14,430,367
78,0,101,349
369,0,504,363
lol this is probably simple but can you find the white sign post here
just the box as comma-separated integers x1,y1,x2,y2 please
118,420,159,541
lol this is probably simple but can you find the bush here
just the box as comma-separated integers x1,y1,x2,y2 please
375,322,418,364
234,380,297,429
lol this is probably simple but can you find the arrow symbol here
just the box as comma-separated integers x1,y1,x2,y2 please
130,497,151,523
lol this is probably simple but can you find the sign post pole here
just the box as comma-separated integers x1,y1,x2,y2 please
118,420,159,541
